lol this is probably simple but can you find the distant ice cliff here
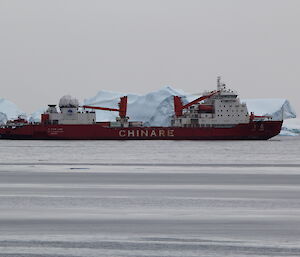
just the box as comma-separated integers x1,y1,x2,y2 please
0,98,25,123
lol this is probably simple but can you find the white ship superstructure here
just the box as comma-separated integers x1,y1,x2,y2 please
43,96,96,125
171,77,251,128
42,95,131,127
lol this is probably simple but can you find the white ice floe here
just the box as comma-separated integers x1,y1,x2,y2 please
280,118,300,136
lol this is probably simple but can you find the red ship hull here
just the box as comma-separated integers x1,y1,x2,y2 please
0,121,282,140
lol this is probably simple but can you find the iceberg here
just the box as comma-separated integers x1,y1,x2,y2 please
242,99,296,120
83,90,140,122
0,98,24,123
127,86,185,126
83,86,186,126
28,107,47,123
280,118,300,136
0,112,8,125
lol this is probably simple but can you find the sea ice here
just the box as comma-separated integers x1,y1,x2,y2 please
281,118,300,136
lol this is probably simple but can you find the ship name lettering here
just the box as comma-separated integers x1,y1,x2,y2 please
150,130,157,137
127,130,135,137
159,130,165,137
48,127,64,133
167,130,175,137
118,129,175,137
140,130,148,137
119,130,126,137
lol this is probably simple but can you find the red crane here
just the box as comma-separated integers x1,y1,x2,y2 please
173,91,219,117
250,112,272,121
82,96,128,118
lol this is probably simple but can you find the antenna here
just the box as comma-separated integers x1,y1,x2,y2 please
217,76,221,90
217,76,225,91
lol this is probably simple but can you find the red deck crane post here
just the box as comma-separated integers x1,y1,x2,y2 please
173,91,219,117
250,112,272,121
82,96,128,118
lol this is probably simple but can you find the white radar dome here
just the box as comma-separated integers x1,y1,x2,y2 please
59,95,79,108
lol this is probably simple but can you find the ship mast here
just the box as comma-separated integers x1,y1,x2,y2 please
217,76,221,90
217,76,226,91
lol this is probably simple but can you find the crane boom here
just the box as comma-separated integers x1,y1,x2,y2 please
82,96,128,118
82,106,119,112
250,112,272,121
174,91,219,117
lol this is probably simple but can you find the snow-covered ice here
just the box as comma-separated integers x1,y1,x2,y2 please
83,86,186,126
243,98,296,120
281,118,300,136
0,98,24,122
0,138,300,256
28,107,47,123
0,112,7,125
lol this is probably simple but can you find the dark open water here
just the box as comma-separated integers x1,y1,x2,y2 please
0,136,299,256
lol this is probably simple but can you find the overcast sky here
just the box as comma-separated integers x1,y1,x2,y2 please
0,0,299,114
